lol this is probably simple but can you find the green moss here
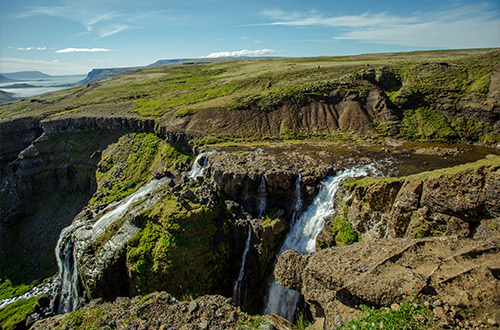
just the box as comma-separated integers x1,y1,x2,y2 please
490,222,499,232
279,121,299,140
126,197,231,298
400,107,457,141
56,307,106,330
0,296,39,330
89,133,192,206
0,279,32,300
332,215,359,246
416,226,430,239
236,312,266,330
340,300,433,330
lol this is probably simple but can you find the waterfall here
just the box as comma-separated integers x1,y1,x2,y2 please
52,177,170,314
55,230,80,314
188,151,215,179
232,224,252,306
257,175,267,218
291,174,302,224
263,163,384,321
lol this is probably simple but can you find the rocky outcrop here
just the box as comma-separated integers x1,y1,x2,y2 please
0,117,42,166
172,88,399,138
31,292,296,330
328,156,500,241
275,236,500,328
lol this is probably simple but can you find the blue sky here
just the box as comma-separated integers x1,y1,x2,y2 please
1,0,499,75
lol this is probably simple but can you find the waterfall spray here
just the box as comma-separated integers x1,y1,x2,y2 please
263,163,384,320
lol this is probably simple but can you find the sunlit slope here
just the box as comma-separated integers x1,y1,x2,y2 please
1,48,498,142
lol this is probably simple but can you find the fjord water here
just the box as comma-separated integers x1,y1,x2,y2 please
0,75,85,98
263,163,384,320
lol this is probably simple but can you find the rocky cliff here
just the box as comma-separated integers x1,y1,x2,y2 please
322,155,500,242
274,156,500,329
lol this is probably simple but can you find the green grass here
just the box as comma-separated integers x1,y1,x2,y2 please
340,300,432,330
332,215,359,245
0,296,39,330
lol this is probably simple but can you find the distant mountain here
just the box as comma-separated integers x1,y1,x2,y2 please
75,67,140,86
3,71,52,80
0,74,18,83
148,59,198,67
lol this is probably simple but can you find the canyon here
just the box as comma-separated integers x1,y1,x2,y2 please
0,49,499,330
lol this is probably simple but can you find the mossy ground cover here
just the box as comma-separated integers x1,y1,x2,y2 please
126,196,232,299
0,296,39,330
89,132,192,207
340,300,433,330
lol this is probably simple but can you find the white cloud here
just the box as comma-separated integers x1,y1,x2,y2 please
261,3,500,49
203,49,278,58
15,46,47,51
56,48,112,54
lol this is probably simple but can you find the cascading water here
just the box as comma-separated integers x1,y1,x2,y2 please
291,174,302,224
232,224,252,306
257,175,267,218
188,151,215,179
55,231,80,314
263,163,384,321
53,177,170,314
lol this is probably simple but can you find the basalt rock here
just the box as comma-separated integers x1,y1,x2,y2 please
329,156,500,242
275,236,500,328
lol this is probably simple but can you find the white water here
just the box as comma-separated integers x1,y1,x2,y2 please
0,281,52,309
291,175,302,224
54,178,169,314
263,163,384,320
232,224,252,306
188,151,215,179
257,175,267,217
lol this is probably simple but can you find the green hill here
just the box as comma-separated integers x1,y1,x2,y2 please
1,48,499,144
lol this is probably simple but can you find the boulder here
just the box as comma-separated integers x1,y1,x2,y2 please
275,236,500,328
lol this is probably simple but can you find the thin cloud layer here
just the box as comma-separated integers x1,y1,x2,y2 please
18,1,141,38
203,49,278,58
261,3,500,48
56,48,111,53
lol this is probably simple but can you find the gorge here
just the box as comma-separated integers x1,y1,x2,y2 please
1,49,499,330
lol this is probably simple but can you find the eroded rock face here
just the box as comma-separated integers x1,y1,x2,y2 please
275,237,500,328
175,87,399,138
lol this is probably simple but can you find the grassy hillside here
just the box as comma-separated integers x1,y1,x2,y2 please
1,48,499,143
